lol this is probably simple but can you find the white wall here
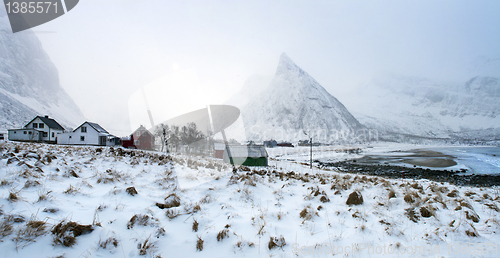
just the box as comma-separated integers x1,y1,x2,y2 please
8,129,41,142
57,122,117,146
25,117,63,142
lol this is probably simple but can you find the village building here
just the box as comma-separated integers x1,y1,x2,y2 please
131,125,155,150
8,115,64,143
222,144,268,166
57,121,119,146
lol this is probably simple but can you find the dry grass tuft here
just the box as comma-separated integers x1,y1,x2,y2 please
63,184,80,195
481,193,491,200
126,186,138,196
0,219,14,239
419,206,434,218
459,201,474,210
404,191,420,204
388,189,396,199
268,235,286,250
156,193,181,209
405,208,420,223
447,189,459,198
196,236,204,251
465,211,480,223
51,221,94,247
299,206,317,221
0,179,10,187
23,180,40,188
8,191,19,202
320,195,330,203
137,237,156,255
192,220,199,232
485,203,500,212
217,229,229,242
14,217,48,249
97,169,123,184
37,190,52,202
127,214,151,229
464,191,476,197
466,229,479,237
166,209,180,219
43,208,59,213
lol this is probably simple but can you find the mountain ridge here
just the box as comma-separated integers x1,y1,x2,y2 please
228,53,364,142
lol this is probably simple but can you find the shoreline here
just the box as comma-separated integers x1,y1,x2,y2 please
318,160,500,186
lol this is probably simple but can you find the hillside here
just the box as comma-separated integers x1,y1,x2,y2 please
0,8,84,131
0,142,499,257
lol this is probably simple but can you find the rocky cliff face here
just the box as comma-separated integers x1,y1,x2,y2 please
0,7,84,131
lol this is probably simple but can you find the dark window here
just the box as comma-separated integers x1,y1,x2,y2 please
80,136,85,141
24,131,27,134
29,131,32,135
52,132,55,137
69,136,72,139
43,132,48,137
39,123,44,128
33,123,38,128
81,127,87,133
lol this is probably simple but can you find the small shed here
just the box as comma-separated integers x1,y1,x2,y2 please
213,142,225,159
223,145,268,166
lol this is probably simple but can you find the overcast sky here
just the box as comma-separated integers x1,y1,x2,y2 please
35,0,500,136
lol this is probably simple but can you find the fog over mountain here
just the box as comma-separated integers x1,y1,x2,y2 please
0,8,84,131
227,53,363,142
340,64,500,143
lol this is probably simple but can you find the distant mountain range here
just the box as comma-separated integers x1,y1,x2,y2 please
227,54,500,144
0,7,84,132
343,72,500,143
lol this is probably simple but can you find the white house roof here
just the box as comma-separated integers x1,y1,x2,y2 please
74,122,109,134
25,116,65,130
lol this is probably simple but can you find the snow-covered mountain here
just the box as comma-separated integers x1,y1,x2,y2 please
342,72,500,142
0,7,84,131
227,53,363,142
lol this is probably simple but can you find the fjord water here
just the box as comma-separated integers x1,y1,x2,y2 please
438,146,500,175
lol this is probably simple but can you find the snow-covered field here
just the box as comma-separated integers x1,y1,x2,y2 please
1,142,500,257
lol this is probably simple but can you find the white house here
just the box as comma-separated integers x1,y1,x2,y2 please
57,121,119,146
8,115,65,143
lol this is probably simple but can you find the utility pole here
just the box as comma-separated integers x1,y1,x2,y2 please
303,130,312,170
309,136,312,169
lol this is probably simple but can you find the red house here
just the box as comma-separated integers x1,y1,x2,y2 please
131,125,155,150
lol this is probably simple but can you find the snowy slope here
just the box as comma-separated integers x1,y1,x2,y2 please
228,53,363,143
343,72,500,141
1,142,499,258
0,7,84,131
